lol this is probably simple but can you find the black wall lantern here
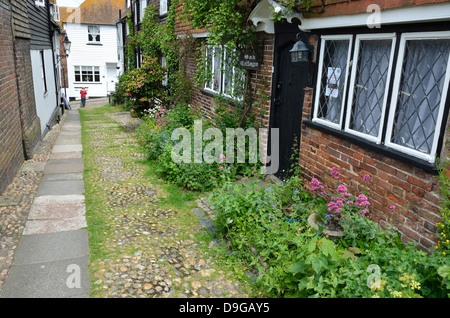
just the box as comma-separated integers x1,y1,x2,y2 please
62,34,72,57
290,33,311,63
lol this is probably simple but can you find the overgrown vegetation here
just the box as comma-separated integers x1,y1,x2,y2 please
208,166,450,298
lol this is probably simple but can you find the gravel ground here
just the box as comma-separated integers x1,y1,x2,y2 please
82,107,252,298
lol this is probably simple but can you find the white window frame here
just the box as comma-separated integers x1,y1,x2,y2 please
140,0,147,22
52,5,60,21
160,0,168,16
385,31,450,163
204,45,244,101
35,0,45,7
222,49,244,101
74,66,101,83
313,34,353,130
204,45,221,94
161,55,168,86
88,25,101,42
344,33,397,144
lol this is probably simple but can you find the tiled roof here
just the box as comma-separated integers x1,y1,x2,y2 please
59,0,127,25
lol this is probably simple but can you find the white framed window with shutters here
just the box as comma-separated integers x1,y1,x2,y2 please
344,33,397,144
313,35,353,130
160,0,168,16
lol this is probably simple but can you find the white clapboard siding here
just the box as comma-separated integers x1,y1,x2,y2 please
64,23,119,99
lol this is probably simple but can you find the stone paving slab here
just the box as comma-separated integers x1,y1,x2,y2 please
36,179,84,196
44,162,84,175
0,195,22,207
21,162,46,172
46,158,84,165
52,144,83,153
41,173,83,182
28,195,85,220
0,256,90,298
50,151,82,160
55,136,82,145
12,230,89,265
23,216,87,235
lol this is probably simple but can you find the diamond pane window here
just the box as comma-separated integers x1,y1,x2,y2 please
313,35,352,128
345,34,396,142
387,32,450,162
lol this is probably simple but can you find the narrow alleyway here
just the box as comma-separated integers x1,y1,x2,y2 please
0,99,252,298
78,102,251,298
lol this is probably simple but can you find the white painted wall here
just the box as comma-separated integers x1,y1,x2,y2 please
30,49,58,136
64,23,119,100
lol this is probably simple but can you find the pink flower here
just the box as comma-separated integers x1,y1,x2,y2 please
363,174,371,182
244,177,249,181
331,167,340,180
337,184,348,193
227,167,231,170
219,166,223,170
390,205,396,210
210,176,214,180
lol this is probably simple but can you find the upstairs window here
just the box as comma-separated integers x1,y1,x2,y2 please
52,5,60,21
88,25,100,42
35,0,45,7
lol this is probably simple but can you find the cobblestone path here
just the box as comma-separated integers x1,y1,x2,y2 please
81,106,251,298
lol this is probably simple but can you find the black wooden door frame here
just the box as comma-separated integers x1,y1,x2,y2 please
267,20,313,179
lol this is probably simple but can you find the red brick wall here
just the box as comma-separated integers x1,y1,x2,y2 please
0,4,25,194
180,32,274,161
304,0,450,17
299,87,444,251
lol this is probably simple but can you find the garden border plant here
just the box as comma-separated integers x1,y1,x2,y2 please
208,164,450,298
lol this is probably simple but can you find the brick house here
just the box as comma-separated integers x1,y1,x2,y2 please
169,0,450,251
0,0,43,193
117,0,170,72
